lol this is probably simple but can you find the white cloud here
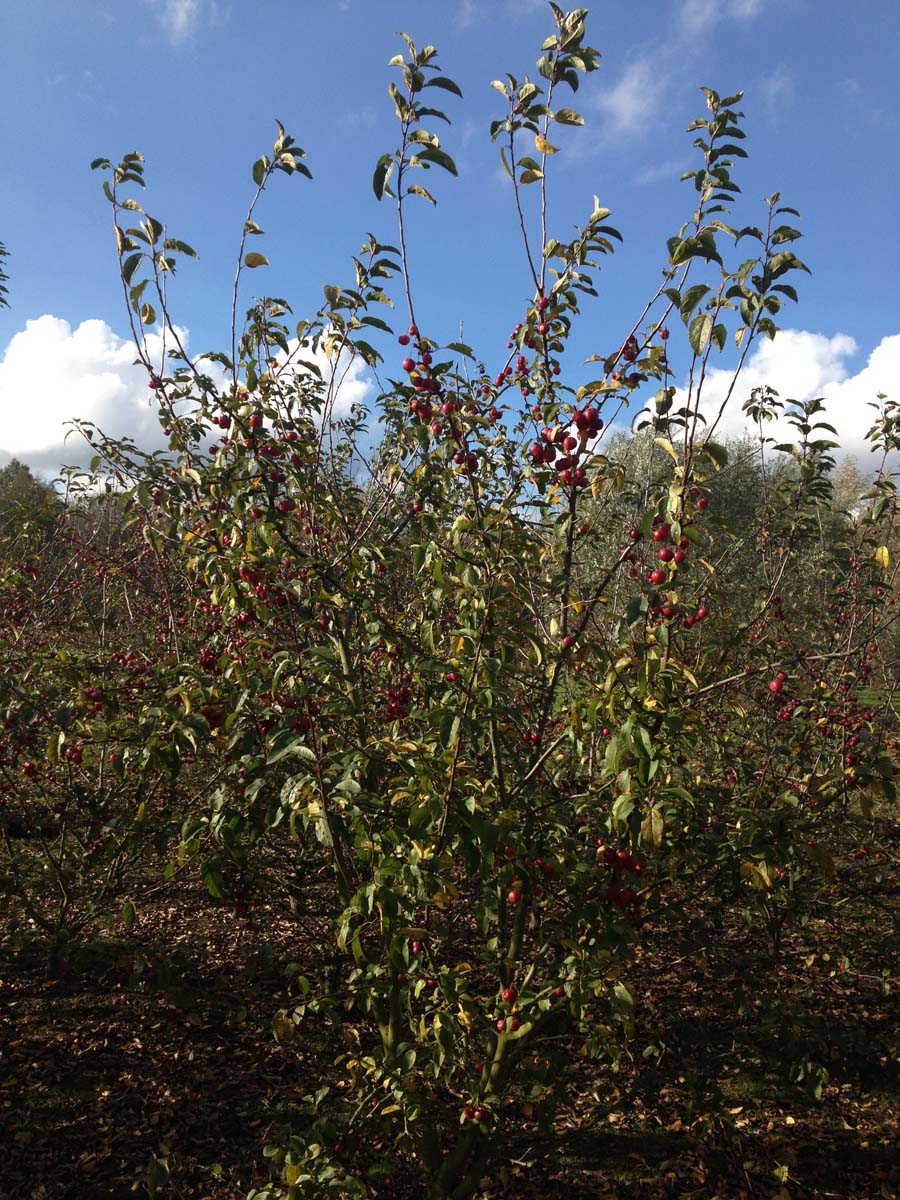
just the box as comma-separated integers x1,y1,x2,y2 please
0,316,170,475
733,0,765,17
680,0,765,33
0,316,378,478
593,58,668,141
145,0,220,44
760,67,794,121
691,329,900,460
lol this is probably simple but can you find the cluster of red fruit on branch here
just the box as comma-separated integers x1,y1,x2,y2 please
383,670,413,721
683,604,710,628
597,841,644,913
462,1105,487,1123
645,519,688,586
109,649,154,676
572,405,602,439
399,325,444,399
527,408,602,490
774,697,798,722
768,670,789,695
602,333,655,388
198,646,222,674
399,331,495,477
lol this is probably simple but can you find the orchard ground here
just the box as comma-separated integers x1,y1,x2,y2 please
1,827,898,1200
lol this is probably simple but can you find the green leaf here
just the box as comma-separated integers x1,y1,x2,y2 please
680,284,710,324
140,302,156,326
252,156,269,186
702,441,729,468
425,76,463,98
359,315,393,333
130,278,149,314
267,737,316,766
772,283,799,303
144,216,164,245
417,146,458,176
202,863,226,899
688,312,713,355
554,107,584,125
122,253,142,284
373,153,394,200
244,252,269,269
768,250,810,278
353,338,382,367
163,238,198,259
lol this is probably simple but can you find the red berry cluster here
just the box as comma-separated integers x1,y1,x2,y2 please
597,841,644,913
528,407,601,489
383,670,413,720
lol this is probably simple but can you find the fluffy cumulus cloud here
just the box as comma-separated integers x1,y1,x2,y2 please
0,316,168,476
0,315,377,478
691,329,900,461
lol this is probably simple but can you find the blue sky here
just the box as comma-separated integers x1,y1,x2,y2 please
2,0,899,476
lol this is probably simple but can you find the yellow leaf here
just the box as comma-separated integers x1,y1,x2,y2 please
875,545,890,569
654,436,678,462
641,806,665,847
741,860,773,890
535,134,559,154
456,1005,478,1031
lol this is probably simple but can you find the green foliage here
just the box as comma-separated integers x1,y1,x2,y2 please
0,459,63,543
